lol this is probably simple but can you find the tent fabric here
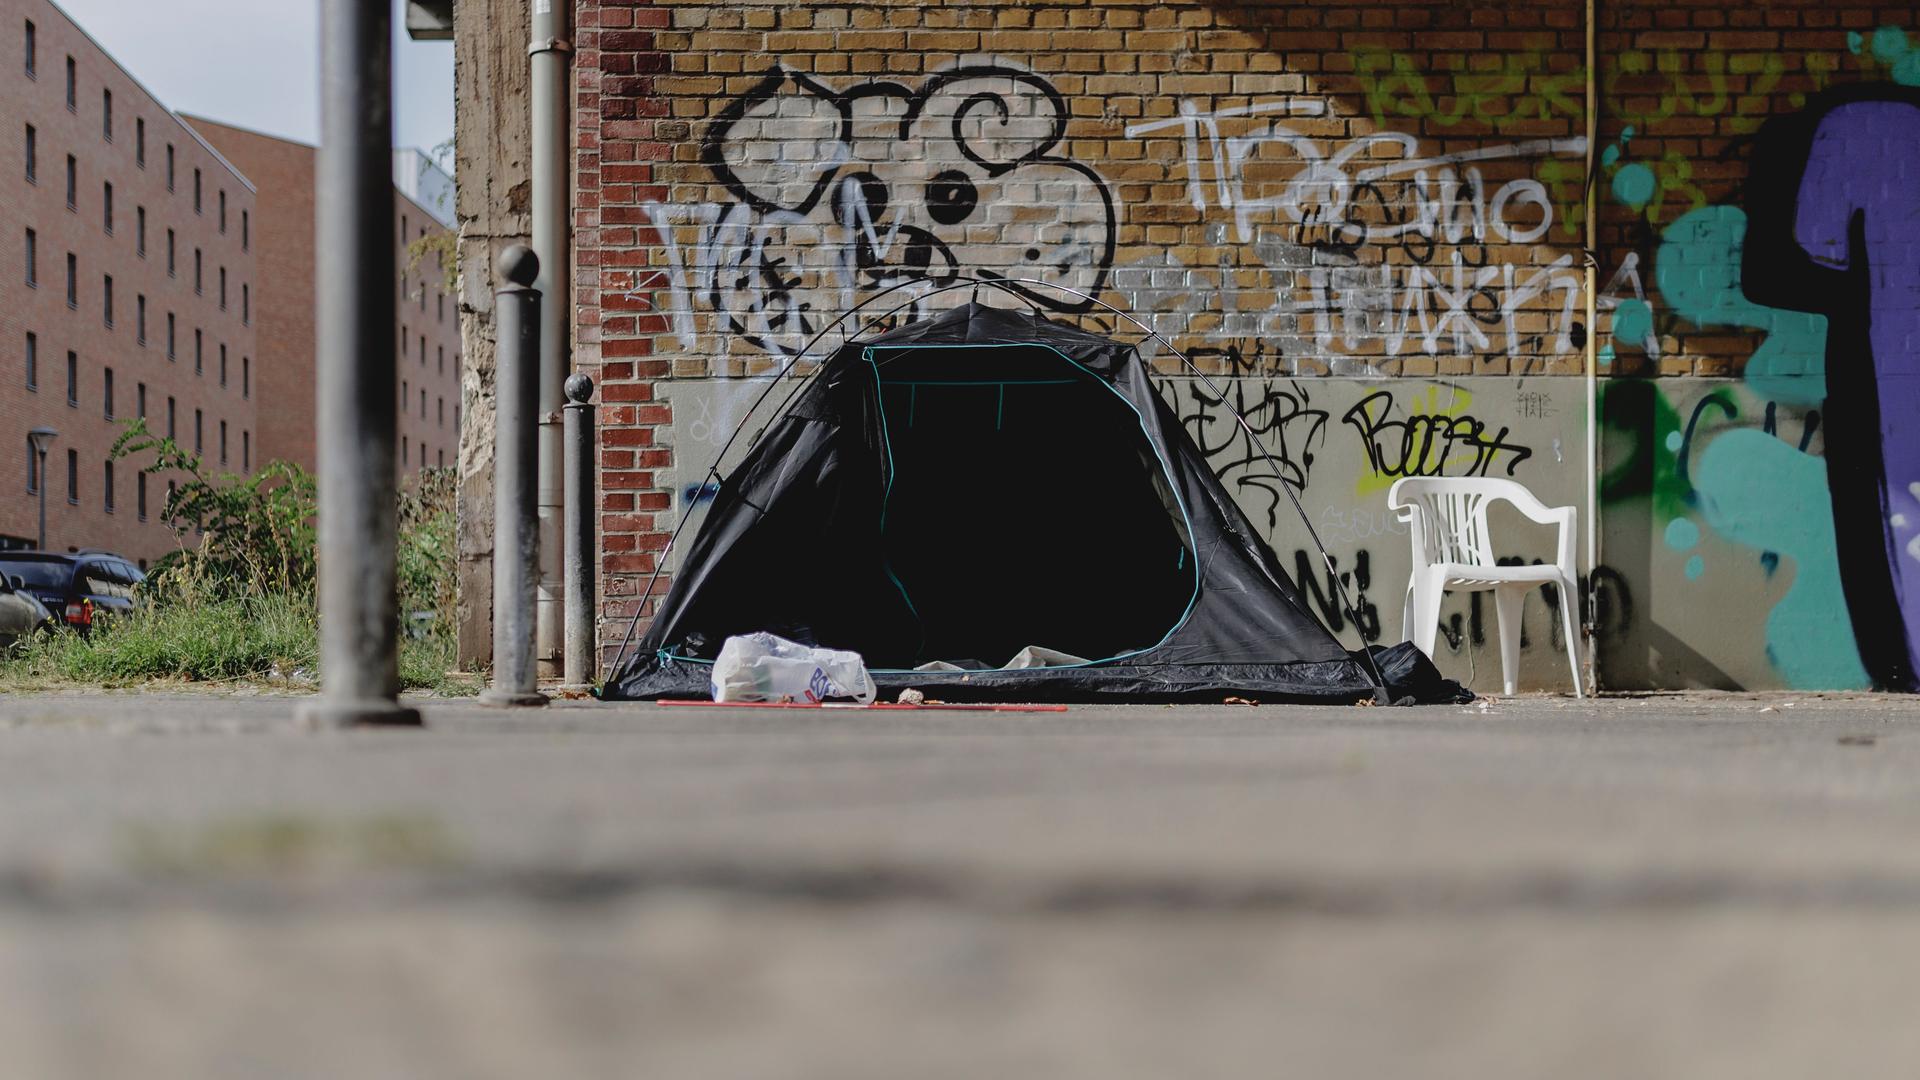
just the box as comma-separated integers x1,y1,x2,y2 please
605,303,1469,704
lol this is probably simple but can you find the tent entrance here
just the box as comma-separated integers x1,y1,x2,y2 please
867,343,1198,669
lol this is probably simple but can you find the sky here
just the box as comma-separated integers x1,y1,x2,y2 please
50,0,454,159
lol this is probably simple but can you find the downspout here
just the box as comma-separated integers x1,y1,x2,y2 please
531,0,573,678
1582,0,1601,692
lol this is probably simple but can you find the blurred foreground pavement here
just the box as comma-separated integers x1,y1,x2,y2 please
2,690,1919,1078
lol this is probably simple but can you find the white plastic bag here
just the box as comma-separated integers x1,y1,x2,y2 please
710,632,876,705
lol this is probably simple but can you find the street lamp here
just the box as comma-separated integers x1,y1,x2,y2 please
26,426,57,551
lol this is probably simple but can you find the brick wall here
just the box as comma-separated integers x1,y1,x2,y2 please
552,0,1920,689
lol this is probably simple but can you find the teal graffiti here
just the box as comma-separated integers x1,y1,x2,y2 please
1851,25,1920,86
1656,205,1830,406
1694,431,1870,689
1663,516,1699,551
1685,555,1705,581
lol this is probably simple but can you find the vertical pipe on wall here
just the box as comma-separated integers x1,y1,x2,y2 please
531,0,574,679
297,0,419,729
1583,0,1602,692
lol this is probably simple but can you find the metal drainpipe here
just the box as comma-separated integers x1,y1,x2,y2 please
531,0,573,679
297,0,420,729
1583,0,1602,693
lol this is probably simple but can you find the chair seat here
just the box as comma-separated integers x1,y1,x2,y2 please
1428,563,1568,590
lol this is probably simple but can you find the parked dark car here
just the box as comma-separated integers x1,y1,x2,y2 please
0,552,146,634
0,571,56,647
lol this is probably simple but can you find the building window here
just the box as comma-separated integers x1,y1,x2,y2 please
218,344,226,386
101,88,110,142
166,229,175,276
136,381,144,418
218,190,225,232
63,55,73,111
23,124,33,182
25,437,37,494
102,181,112,234
402,378,408,403
64,252,75,308
218,266,226,309
194,409,202,454
437,344,444,374
241,210,249,251
193,248,201,294
438,291,444,322
166,313,175,359
66,448,76,504
192,168,201,213
242,430,249,470
103,460,113,512
102,274,112,327
166,396,175,439
65,350,75,406
23,228,34,287
136,295,146,344
242,284,249,324
437,448,443,468
136,206,145,256
103,367,112,418
135,117,144,167
418,334,425,367
219,420,227,465
165,144,174,191
437,396,444,426
194,328,202,374
24,331,35,390
242,356,249,398
420,387,426,418
64,153,74,208
401,434,408,465
420,443,426,469
23,19,33,78
137,471,146,520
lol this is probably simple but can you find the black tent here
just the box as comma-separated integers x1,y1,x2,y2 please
605,303,1464,704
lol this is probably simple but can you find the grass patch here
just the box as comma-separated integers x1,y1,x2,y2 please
1,594,478,695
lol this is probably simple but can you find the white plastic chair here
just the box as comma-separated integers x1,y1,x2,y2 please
1388,477,1584,698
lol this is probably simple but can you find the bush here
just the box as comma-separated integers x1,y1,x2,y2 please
0,423,474,694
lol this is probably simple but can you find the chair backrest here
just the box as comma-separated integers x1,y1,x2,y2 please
1388,477,1540,569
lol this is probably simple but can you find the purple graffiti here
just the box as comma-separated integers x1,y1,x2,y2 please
1746,87,1920,688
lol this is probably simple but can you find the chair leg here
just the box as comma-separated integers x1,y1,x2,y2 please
1558,574,1586,699
1400,577,1416,643
1492,586,1524,697
1409,573,1445,660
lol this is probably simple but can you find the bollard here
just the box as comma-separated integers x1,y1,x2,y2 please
562,373,598,690
296,0,419,729
479,246,548,708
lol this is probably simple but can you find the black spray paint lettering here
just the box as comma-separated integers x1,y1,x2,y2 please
635,64,1118,359
1343,390,1534,481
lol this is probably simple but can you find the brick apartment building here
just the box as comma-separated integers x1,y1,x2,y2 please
0,0,255,564
184,119,462,477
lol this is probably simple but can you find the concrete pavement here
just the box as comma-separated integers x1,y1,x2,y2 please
1,689,1918,1078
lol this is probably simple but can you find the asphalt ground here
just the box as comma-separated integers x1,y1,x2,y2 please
1,689,1917,1079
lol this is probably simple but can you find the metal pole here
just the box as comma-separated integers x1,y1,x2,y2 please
296,0,419,729
531,0,573,678
562,372,597,689
481,247,549,707
35,448,47,550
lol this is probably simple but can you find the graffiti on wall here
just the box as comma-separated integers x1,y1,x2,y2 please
1123,100,1587,371
1740,84,1920,688
635,63,1116,360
